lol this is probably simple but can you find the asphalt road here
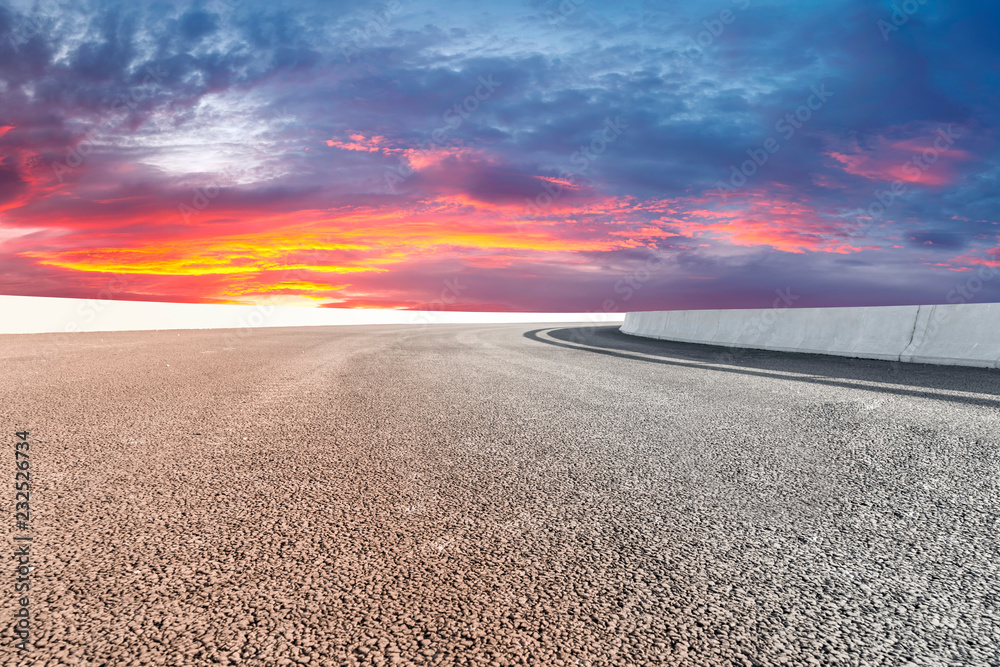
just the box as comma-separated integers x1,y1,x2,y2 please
2,323,998,667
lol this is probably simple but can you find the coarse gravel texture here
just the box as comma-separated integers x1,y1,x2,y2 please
1,323,998,667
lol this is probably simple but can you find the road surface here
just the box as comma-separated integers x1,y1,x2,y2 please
2,323,998,666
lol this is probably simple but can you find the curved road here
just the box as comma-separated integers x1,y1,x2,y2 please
2,323,998,666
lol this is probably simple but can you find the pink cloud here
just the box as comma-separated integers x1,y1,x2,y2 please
325,134,390,153
825,126,971,186
663,189,876,254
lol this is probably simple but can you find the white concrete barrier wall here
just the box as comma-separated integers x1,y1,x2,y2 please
901,303,1000,367
0,295,624,335
622,304,1000,368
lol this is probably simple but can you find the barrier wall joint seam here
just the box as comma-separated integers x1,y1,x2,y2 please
899,305,922,362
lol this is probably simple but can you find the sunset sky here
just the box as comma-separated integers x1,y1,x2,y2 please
0,0,997,311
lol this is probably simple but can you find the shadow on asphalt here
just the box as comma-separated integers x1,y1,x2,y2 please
524,325,1000,409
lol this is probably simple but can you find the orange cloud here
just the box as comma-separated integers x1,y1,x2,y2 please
12,192,679,306
23,233,386,276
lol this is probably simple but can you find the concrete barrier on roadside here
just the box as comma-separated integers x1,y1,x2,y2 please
621,303,1000,368
900,303,1000,367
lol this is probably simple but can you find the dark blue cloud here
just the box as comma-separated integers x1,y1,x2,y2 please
906,231,969,250
178,9,220,41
